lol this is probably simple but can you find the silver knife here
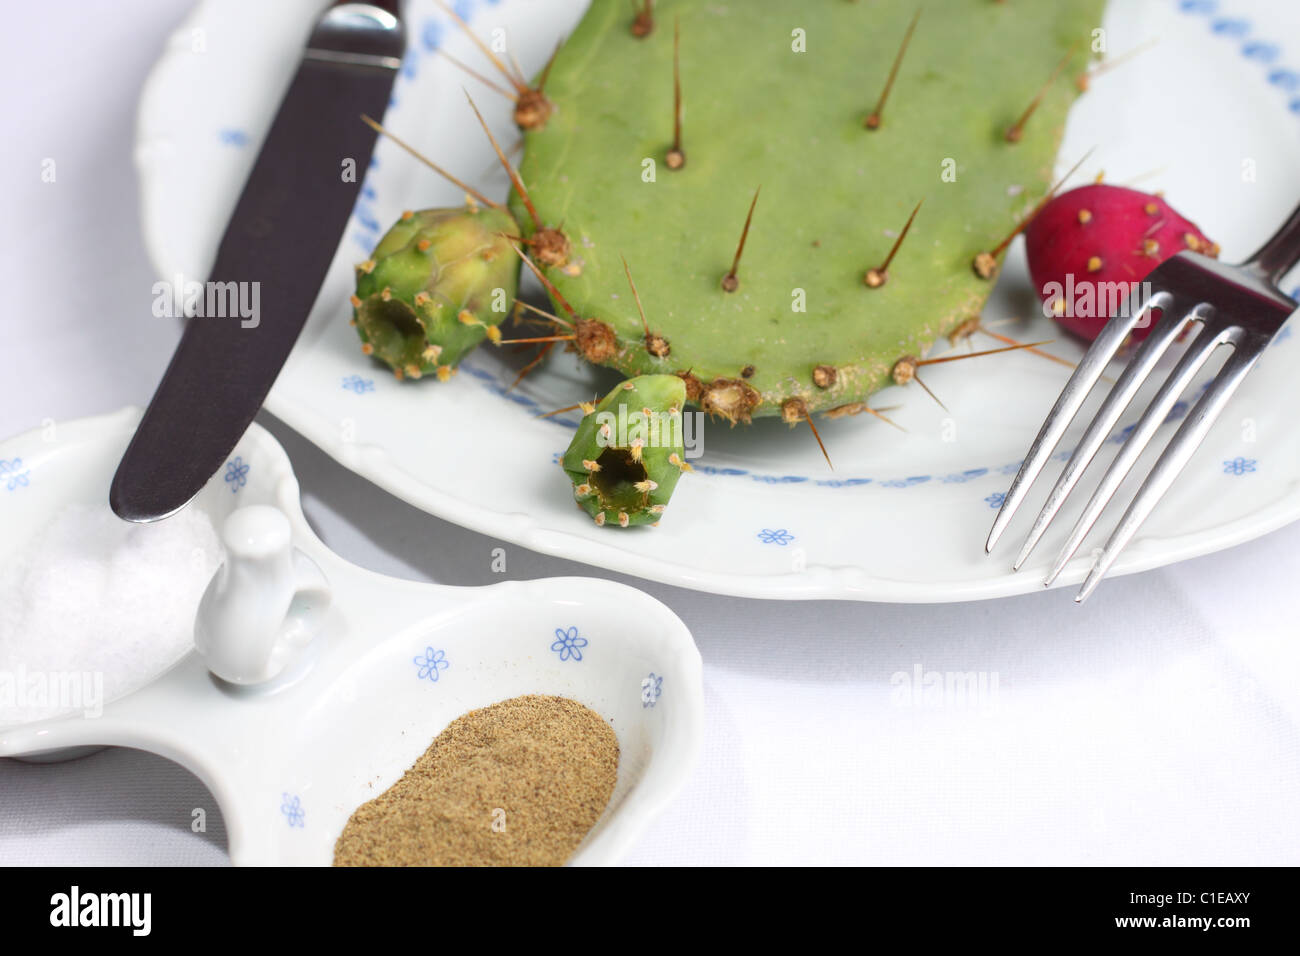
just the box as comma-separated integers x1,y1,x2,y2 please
111,0,405,521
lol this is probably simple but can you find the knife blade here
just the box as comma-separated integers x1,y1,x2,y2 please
111,0,405,521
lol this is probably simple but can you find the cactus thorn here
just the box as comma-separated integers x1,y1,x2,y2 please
618,511,631,528
465,92,569,266
666,17,686,169
622,255,672,357
631,0,654,37
582,459,601,472
594,511,607,526
782,398,832,469
864,7,921,130
360,342,374,356
358,260,376,274
507,242,578,319
890,356,946,411
973,147,1093,278
537,402,587,419
506,341,556,391
435,365,454,382
1005,39,1082,143
495,333,576,345
360,114,501,210
722,186,762,293
400,210,414,222
1076,38,1157,91
433,0,553,129
864,199,923,288
668,452,693,473
349,294,363,308
436,48,518,102
421,344,443,363
513,296,574,331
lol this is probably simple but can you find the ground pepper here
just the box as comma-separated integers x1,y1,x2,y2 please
333,694,619,866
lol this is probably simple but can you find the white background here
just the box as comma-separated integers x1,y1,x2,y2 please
1,0,1298,866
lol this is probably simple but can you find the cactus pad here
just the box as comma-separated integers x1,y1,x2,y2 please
352,205,519,380
512,0,1103,420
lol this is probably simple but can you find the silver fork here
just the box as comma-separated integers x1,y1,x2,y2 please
986,202,1300,602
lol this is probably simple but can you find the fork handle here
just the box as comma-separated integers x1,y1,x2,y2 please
1243,201,1300,287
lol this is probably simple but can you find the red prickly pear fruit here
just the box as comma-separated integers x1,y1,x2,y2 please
1025,184,1220,342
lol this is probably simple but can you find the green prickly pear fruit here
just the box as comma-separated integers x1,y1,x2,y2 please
351,205,520,381
562,374,691,528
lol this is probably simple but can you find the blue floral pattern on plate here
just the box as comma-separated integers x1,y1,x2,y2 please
224,456,249,492
1223,457,1257,475
281,793,305,828
0,458,29,492
414,646,449,682
551,626,587,662
341,374,375,394
641,673,663,708
757,529,794,545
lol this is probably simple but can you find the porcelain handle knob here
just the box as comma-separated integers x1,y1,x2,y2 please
194,505,331,685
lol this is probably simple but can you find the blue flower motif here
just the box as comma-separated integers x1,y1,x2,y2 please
941,468,989,484
551,626,588,662
641,673,664,708
414,646,449,681
0,458,30,492
757,528,795,545
985,492,1006,509
224,456,249,492
341,374,375,394
281,793,305,828
1210,18,1250,37
1268,68,1300,91
1223,457,1257,475
218,128,249,147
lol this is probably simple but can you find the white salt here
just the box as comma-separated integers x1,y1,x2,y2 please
0,502,224,725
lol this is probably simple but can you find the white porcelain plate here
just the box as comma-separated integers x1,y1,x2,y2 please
136,0,1300,601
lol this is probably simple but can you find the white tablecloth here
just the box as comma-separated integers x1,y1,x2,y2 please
2,0,1297,866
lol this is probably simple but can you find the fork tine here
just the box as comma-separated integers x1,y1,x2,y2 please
986,288,1170,553
1044,319,1236,586
1075,341,1263,602
1012,302,1200,570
